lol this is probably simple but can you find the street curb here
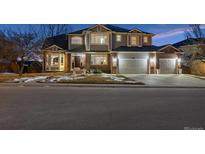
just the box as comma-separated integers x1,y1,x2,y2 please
0,83,205,88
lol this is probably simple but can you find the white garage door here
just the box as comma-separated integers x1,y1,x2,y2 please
159,59,176,74
119,59,148,74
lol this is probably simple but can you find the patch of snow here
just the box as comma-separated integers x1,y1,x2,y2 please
44,75,86,83
124,81,138,84
24,76,48,83
13,76,48,83
100,73,125,82
0,72,17,75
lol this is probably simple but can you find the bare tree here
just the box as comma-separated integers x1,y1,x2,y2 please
39,24,72,38
0,31,18,62
5,29,43,76
184,24,205,64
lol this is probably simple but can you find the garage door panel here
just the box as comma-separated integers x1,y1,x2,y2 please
119,59,148,74
159,59,176,74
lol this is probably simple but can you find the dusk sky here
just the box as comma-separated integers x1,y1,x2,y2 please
0,24,204,46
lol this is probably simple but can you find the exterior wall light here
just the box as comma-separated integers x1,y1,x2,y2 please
112,57,117,67
150,57,156,65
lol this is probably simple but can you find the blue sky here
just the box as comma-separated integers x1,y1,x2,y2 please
0,24,202,46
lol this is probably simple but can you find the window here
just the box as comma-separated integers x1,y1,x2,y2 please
116,35,121,42
131,36,140,46
91,55,108,65
91,33,108,45
143,36,149,43
53,57,59,65
71,36,83,45
61,56,64,65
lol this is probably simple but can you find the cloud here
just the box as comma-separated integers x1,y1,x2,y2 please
154,25,205,39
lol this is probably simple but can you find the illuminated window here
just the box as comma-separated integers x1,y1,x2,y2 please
71,36,83,45
53,57,59,65
116,35,121,42
91,33,108,45
143,36,148,43
131,36,139,46
91,55,108,65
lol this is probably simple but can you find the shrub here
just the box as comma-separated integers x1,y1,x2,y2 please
191,59,205,76
89,69,102,74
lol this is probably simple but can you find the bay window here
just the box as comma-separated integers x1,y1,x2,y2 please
91,54,108,65
46,53,64,71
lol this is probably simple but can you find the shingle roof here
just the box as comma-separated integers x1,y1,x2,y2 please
103,24,130,32
69,24,154,35
69,27,90,34
173,38,205,47
70,46,85,52
42,34,68,49
113,45,160,52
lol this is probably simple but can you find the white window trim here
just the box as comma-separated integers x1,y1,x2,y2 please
90,33,108,45
91,54,108,65
71,36,83,45
116,34,121,42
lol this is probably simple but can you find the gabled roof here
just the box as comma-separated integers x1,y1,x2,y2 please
173,38,205,47
103,24,130,32
158,44,181,52
69,24,154,35
42,34,68,50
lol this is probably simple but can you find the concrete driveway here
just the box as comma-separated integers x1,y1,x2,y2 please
125,74,205,87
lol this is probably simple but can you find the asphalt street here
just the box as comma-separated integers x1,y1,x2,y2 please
0,86,205,130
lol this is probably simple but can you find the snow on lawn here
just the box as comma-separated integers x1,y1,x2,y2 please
0,72,17,75
10,73,138,84
12,74,86,83
13,76,48,83
46,75,85,83
101,73,126,82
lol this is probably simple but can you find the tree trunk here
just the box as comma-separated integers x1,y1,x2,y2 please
19,59,24,76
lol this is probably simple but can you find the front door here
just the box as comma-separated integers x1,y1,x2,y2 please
74,56,81,68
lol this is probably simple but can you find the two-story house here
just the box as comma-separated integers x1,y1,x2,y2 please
42,24,182,74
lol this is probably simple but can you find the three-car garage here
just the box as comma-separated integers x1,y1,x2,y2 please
113,45,181,74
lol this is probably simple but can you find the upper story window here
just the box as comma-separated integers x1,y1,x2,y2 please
143,36,149,43
131,36,140,46
91,33,108,45
116,35,121,42
71,36,83,45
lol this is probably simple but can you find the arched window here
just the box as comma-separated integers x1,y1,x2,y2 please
53,57,59,65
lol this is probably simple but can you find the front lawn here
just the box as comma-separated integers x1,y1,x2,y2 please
58,74,144,84
0,73,144,85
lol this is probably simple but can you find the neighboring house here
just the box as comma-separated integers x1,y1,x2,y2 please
42,24,182,74
0,59,19,73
